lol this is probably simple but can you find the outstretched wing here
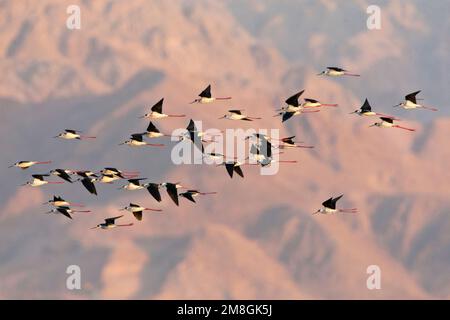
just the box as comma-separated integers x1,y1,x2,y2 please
405,90,421,104
57,170,73,183
146,183,162,202
131,133,144,142
199,85,211,98
304,98,318,103
361,99,372,112
132,211,143,221
165,183,179,206
233,165,244,178
105,215,123,224
380,117,394,124
81,178,97,195
225,163,235,178
229,109,242,115
180,192,196,203
327,67,346,72
282,112,295,123
322,197,334,209
186,119,196,132
285,90,304,107
56,207,72,219
330,194,344,209
146,121,160,133
151,98,164,113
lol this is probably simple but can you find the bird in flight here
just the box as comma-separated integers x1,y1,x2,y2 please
369,117,416,132
350,99,397,118
119,133,165,147
313,195,358,215
393,90,438,111
22,174,64,187
43,195,84,207
140,98,185,119
9,160,52,170
218,110,262,121
190,85,231,104
91,215,133,230
119,203,163,221
317,67,360,77
179,190,217,203
45,206,91,220
54,129,96,140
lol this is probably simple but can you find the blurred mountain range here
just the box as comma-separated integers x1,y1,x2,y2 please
0,0,449,299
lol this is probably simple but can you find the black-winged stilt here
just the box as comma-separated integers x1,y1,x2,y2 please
369,117,416,132
140,98,185,119
317,67,360,77
313,195,358,215
9,160,52,170
91,215,133,230
394,91,438,111
120,203,163,221
190,85,231,104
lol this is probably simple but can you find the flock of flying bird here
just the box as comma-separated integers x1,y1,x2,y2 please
9,66,438,228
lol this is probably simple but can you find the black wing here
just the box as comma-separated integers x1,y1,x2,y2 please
330,194,344,209
151,98,164,113
180,192,196,203
199,85,211,98
54,195,64,201
81,178,97,195
250,144,260,155
32,174,49,179
225,163,235,178
146,121,160,133
128,178,145,185
186,119,196,132
165,183,179,206
327,67,346,72
56,169,73,183
65,129,81,134
131,133,144,142
282,112,295,123
132,211,143,221
405,90,421,104
229,109,242,115
233,165,244,178
361,99,372,112
282,136,295,144
321,197,334,209
105,215,123,224
285,90,304,107
380,117,393,124
304,98,318,103
56,207,72,219
146,183,162,202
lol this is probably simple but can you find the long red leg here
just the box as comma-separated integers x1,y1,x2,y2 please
117,223,134,227
422,105,438,111
199,192,218,195
80,136,96,139
393,125,415,132
344,73,360,77
73,210,91,213
297,145,314,148
69,203,85,207
36,161,52,164
278,160,298,163
216,97,232,100
338,208,358,213
47,181,64,184
302,110,320,113
145,143,165,147
168,114,186,117
144,208,163,212
320,104,338,107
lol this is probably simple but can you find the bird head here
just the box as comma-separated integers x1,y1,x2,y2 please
369,123,378,128
317,70,326,76
189,98,201,104
90,225,101,230
218,115,227,119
